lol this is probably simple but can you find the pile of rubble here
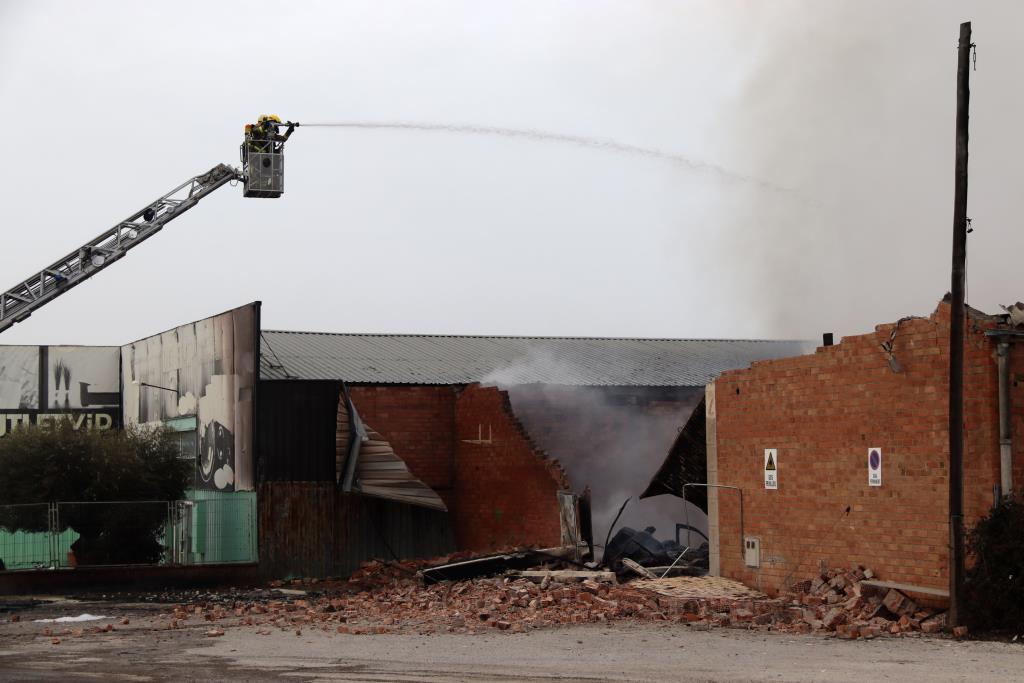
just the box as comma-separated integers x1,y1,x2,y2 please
149,560,956,639
163,566,668,636
726,566,953,639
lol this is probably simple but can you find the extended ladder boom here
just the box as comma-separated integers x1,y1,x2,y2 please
0,164,241,333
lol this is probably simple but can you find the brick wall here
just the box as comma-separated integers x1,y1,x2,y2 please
347,386,457,508
346,383,571,553
454,384,570,551
713,301,1024,597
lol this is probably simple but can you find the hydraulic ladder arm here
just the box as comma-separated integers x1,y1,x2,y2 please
0,163,241,333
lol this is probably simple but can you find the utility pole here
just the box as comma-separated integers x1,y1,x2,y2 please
948,20,972,629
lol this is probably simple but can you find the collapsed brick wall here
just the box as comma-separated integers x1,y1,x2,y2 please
454,384,570,551
505,384,702,547
345,384,571,553
713,301,1024,597
347,386,457,509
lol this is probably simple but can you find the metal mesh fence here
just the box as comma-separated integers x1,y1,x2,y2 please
55,501,171,567
0,496,257,571
0,503,53,570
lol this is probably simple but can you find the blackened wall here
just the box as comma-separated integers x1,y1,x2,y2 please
255,380,455,578
256,380,342,482
258,482,454,579
123,302,260,492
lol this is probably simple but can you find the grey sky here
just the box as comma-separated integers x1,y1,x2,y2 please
0,1,1020,346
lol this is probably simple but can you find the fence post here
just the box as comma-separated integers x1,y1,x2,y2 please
48,502,58,569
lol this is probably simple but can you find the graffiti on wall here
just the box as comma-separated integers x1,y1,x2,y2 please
121,303,258,492
45,347,120,410
0,345,121,437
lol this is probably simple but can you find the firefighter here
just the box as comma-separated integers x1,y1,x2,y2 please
257,114,296,147
257,114,280,143
242,122,262,165
249,114,273,154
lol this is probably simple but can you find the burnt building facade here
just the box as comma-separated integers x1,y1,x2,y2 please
0,303,808,578
257,330,809,575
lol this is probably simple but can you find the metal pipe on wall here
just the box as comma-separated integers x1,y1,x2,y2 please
997,341,1013,496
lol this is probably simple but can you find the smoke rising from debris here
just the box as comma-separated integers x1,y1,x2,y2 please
515,385,706,553
482,353,707,558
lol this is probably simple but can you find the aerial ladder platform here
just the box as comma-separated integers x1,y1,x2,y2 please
0,116,297,334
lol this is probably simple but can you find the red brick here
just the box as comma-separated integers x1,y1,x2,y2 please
346,384,570,554
714,300,1011,602
454,385,569,551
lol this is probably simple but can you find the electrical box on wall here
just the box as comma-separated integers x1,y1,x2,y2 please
744,537,760,568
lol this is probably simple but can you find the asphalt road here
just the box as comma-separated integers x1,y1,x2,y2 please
1,601,1021,682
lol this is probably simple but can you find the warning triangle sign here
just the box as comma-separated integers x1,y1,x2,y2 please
765,453,776,471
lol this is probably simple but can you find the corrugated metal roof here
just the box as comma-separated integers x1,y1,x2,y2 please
337,388,448,511
260,331,812,387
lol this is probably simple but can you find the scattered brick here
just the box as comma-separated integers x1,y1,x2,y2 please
154,560,951,641
882,589,918,617
822,608,847,630
835,624,858,639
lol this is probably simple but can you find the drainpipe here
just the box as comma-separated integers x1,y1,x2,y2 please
997,341,1013,497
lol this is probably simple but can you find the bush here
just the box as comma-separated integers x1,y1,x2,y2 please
963,497,1024,633
0,422,190,565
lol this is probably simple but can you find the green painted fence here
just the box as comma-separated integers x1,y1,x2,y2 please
0,491,256,570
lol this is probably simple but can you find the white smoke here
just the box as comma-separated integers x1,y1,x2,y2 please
480,346,708,557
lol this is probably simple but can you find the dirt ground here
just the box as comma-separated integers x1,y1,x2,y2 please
1,598,1022,682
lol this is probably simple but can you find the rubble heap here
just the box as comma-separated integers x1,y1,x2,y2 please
164,570,667,635
150,561,952,639
755,567,950,638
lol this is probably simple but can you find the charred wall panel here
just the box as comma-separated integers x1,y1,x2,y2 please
256,380,341,482
257,481,454,579
641,397,708,510
121,302,259,491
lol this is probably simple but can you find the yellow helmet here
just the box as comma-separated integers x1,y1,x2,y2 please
257,114,282,124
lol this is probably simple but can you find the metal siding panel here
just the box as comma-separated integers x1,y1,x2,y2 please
256,381,341,482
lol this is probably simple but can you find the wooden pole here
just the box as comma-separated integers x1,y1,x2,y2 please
948,20,972,629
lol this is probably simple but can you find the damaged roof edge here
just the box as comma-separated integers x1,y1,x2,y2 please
337,388,448,512
640,397,708,511
259,332,813,386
